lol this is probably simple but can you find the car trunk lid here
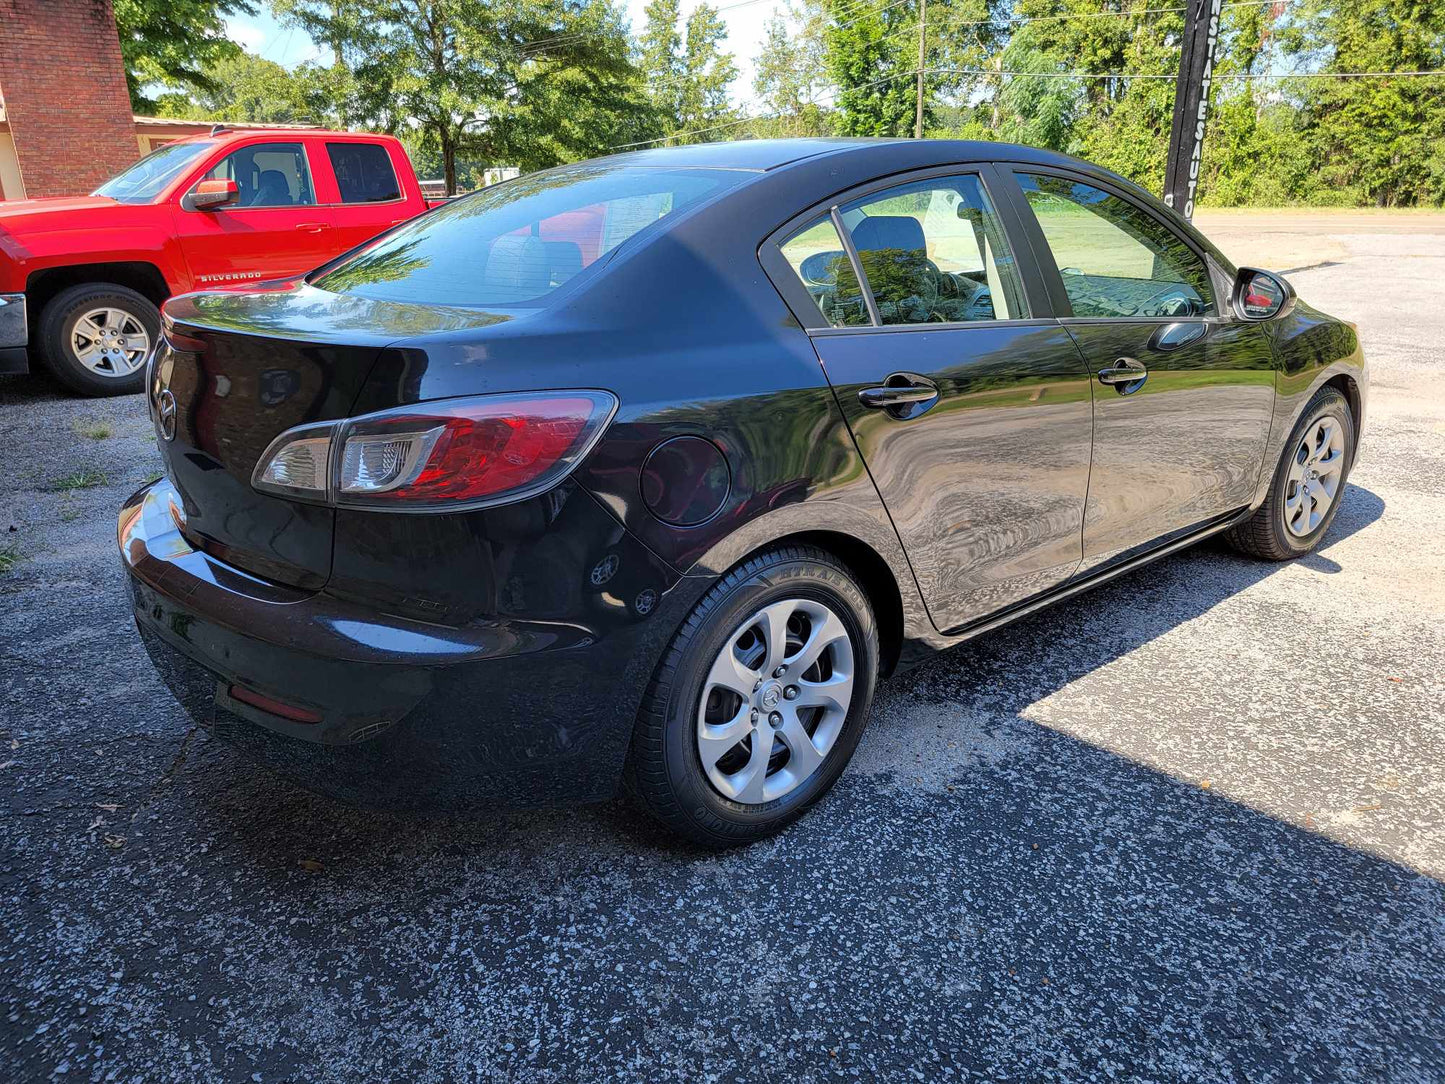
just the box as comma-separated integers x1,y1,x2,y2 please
151,282,503,589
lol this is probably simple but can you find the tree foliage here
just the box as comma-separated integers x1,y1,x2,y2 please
273,0,647,191
113,0,257,111
639,0,738,142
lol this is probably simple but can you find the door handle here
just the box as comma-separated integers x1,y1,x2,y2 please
1097,357,1148,394
857,374,940,419
295,222,331,234
858,384,937,409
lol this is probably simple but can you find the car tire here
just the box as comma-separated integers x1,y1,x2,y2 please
626,545,879,848
39,283,159,397
1226,386,1354,560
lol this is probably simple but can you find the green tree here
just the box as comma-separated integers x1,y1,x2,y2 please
753,3,831,135
1278,0,1445,206
113,0,257,111
153,52,349,126
822,0,914,136
639,0,737,142
275,0,646,192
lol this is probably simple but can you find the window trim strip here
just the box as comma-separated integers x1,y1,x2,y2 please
831,204,881,327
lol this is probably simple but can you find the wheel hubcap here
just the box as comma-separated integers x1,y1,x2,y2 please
72,307,149,377
1283,414,1345,537
696,597,855,805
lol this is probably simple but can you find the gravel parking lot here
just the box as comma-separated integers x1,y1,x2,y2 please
2,211,1443,1083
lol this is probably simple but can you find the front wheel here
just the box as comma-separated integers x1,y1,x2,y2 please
1226,386,1355,560
627,546,879,848
39,283,159,397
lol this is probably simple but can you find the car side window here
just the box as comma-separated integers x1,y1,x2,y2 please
839,175,1027,325
200,142,314,209
778,216,872,328
1016,173,1212,319
326,142,402,204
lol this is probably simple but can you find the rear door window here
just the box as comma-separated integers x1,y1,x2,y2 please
200,142,314,208
327,142,402,203
778,217,871,328
839,175,1027,325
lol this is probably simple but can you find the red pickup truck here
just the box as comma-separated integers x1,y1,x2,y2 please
0,127,439,396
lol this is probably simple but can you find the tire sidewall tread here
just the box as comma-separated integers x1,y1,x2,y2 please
627,545,879,849
1227,386,1354,561
39,283,158,397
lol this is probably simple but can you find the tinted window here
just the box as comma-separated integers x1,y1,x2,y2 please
840,175,1026,325
314,164,741,307
1017,174,1213,318
200,142,315,208
327,142,401,203
779,216,870,328
93,140,214,204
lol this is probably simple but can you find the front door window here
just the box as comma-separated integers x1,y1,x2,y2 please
1016,174,1212,319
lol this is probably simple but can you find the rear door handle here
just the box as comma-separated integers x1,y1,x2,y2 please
858,374,940,412
858,385,936,409
1097,357,1148,393
295,222,331,234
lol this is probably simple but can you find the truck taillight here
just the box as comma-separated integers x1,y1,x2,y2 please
252,391,617,511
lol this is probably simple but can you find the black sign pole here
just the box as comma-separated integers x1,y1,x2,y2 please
1163,0,1223,221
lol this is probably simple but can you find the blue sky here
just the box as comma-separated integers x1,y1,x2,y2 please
225,0,779,105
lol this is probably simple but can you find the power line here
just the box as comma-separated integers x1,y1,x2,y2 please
610,60,1445,149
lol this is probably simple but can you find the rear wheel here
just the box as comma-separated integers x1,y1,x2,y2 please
1226,386,1354,560
39,283,158,397
627,546,879,848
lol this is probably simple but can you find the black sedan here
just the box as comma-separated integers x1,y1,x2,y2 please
120,139,1367,846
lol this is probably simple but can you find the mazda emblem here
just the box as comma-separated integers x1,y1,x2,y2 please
156,388,177,442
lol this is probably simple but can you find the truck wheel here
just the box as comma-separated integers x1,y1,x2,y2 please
39,283,159,397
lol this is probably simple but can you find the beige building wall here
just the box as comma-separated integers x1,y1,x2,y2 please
0,130,24,200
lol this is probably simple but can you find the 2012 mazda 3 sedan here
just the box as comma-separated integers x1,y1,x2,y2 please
120,138,1366,846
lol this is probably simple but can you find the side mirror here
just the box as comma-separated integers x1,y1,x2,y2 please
187,178,239,211
1233,267,1295,321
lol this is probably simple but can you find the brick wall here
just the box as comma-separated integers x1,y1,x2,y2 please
0,0,138,198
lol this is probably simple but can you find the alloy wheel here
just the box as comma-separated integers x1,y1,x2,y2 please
72,307,150,378
695,597,855,805
1283,414,1346,537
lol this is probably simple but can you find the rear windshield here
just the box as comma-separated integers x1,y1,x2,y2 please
93,140,215,204
313,164,744,307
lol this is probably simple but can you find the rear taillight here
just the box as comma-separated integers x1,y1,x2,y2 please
252,391,617,511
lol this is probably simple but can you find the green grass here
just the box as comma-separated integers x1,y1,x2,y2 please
142,470,164,485
0,544,19,575
73,420,114,440
46,469,109,493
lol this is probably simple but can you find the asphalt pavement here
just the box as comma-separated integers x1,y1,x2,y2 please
2,212,1442,1082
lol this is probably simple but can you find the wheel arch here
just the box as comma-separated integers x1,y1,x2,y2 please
26,262,170,323
727,529,907,679
1322,372,1363,462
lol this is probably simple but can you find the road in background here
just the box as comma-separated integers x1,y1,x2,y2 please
2,212,1442,1082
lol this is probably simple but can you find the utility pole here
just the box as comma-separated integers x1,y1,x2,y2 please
915,0,926,138
1163,0,1223,220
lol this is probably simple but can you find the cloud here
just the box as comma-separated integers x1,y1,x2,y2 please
225,18,267,54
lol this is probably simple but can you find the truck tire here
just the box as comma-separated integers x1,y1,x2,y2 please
39,283,159,397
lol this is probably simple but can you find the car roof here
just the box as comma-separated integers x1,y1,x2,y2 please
167,128,396,146
594,137,1099,175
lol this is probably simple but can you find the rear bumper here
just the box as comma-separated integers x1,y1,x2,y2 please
120,478,695,811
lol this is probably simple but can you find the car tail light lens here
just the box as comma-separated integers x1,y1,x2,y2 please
251,391,617,511
253,424,336,501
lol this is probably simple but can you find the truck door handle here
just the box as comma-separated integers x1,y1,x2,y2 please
295,222,331,234
857,373,939,416
1097,357,1148,393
